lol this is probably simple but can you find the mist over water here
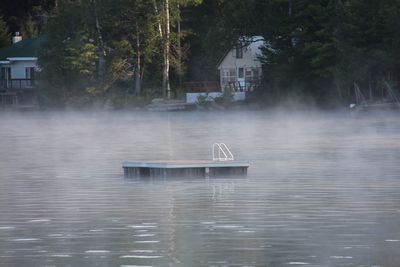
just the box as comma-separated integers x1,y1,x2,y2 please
0,110,400,266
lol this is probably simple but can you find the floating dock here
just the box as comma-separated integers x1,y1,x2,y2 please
122,160,250,178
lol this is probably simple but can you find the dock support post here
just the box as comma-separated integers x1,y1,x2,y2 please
205,167,210,178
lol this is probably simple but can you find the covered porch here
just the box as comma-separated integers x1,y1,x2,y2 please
220,67,261,92
0,78,36,89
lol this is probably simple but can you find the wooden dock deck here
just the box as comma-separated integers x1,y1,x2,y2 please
122,160,250,178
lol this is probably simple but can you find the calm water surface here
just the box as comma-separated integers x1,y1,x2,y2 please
0,110,399,267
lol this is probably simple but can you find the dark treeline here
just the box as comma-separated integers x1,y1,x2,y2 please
1,0,400,108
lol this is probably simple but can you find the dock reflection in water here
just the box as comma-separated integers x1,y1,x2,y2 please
0,110,400,266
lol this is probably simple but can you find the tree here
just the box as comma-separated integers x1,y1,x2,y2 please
337,0,400,96
39,0,163,105
151,0,171,98
92,0,106,80
0,13,10,48
0,0,56,36
152,0,202,98
38,1,100,105
102,0,159,96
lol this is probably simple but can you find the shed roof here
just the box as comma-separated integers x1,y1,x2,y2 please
0,35,47,61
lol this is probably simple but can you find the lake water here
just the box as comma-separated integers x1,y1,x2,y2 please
0,110,399,267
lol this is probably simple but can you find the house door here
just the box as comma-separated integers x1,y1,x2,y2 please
237,67,245,90
0,67,11,88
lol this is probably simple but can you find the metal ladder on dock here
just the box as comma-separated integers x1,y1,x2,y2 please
212,143,234,161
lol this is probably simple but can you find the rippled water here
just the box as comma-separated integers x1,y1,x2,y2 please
0,110,399,267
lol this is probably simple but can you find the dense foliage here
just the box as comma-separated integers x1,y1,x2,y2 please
1,0,400,107
0,14,10,48
37,0,200,107
189,0,400,106
0,0,55,38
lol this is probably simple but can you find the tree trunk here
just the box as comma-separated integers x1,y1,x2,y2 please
135,22,141,96
163,0,171,99
177,4,182,88
152,0,169,98
152,0,163,37
93,0,106,80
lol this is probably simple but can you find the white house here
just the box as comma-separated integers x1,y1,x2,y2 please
186,36,265,104
217,36,264,92
0,33,45,90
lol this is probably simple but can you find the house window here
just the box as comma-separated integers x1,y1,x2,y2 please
0,67,11,80
25,67,35,80
235,43,243,58
222,68,236,82
245,69,252,80
221,68,237,88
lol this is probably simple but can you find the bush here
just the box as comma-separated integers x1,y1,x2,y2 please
214,88,233,105
196,92,210,106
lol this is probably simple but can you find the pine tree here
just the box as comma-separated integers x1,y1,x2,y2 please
0,13,10,48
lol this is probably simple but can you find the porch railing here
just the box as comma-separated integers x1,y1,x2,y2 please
226,80,259,92
184,81,220,93
0,79,36,89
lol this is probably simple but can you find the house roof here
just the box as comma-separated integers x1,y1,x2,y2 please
0,35,47,61
216,36,265,68
247,36,265,58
